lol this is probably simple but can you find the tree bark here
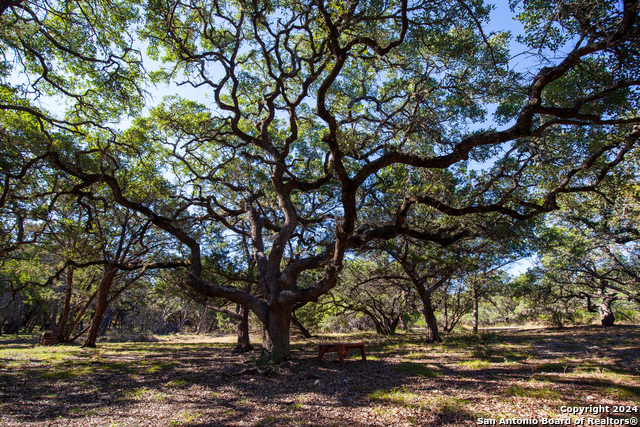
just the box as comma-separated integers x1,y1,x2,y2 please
155,306,169,334
582,291,617,327
4,317,20,334
82,267,117,348
422,297,441,343
598,296,616,326
371,316,384,334
235,303,253,352
389,315,400,334
261,303,293,361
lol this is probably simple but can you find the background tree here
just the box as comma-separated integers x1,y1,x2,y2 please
382,231,524,341
525,183,640,327
382,238,457,342
331,257,414,335
79,201,188,348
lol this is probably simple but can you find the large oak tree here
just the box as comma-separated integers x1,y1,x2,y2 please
1,0,639,359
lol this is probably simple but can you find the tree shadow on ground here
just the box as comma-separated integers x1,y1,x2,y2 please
0,326,638,426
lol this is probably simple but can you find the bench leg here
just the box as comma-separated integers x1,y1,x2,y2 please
359,345,366,361
318,345,328,362
336,344,345,366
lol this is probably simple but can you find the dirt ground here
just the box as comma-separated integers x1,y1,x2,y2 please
0,325,638,426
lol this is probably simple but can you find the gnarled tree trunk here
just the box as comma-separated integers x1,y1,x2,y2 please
582,289,619,327
597,296,616,326
261,303,293,361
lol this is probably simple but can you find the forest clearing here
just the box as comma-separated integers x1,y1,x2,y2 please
1,326,638,427
2,0,640,425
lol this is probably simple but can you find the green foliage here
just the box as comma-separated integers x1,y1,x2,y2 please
458,359,490,369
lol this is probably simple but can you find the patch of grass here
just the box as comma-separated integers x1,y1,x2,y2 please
371,406,394,416
381,342,408,354
369,387,419,407
430,344,447,353
2,327,639,427
0,345,81,368
603,385,640,399
152,392,168,403
504,385,561,400
170,413,198,426
77,407,110,417
0,373,15,383
39,366,92,380
80,348,108,361
437,396,468,414
441,332,478,347
573,364,625,375
119,387,153,400
179,410,201,425
404,351,427,360
146,362,177,373
97,362,135,374
165,378,190,387
392,362,440,377
458,360,490,369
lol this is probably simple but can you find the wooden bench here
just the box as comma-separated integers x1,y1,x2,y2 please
317,342,366,366
39,332,59,346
